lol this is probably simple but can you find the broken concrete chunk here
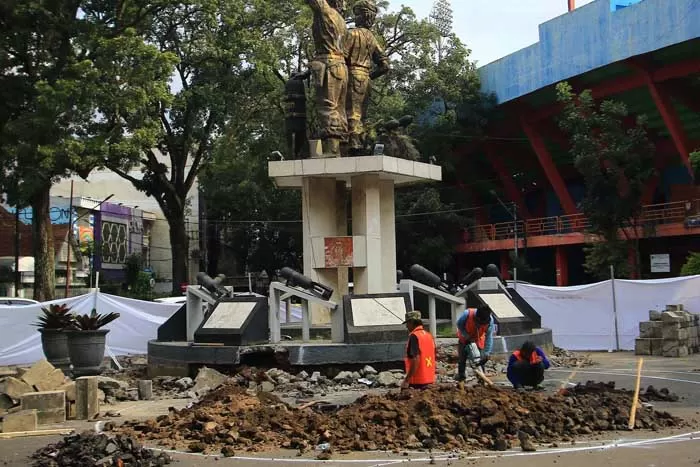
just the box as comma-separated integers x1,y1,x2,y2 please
34,368,67,392
191,367,228,395
20,360,56,390
0,377,33,402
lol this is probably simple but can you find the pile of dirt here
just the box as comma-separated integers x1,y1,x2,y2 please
30,432,172,466
571,381,680,402
116,381,682,455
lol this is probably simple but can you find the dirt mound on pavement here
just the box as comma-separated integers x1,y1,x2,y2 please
116,382,682,455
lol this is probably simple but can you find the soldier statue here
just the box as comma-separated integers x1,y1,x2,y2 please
344,0,390,156
305,0,349,157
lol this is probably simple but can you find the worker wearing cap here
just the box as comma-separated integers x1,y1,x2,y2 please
455,305,495,381
401,311,436,389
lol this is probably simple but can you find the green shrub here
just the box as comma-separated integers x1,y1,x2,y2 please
680,252,700,276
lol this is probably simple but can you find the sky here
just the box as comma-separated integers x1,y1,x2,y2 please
387,0,596,66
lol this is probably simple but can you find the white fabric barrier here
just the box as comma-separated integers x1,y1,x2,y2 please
516,275,700,351
0,292,180,366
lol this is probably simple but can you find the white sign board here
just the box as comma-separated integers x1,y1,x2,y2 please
650,254,670,273
202,302,256,329
350,297,406,327
479,293,525,319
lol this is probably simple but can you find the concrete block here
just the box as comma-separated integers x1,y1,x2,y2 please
666,304,684,312
75,377,99,421
20,360,56,390
137,380,153,400
36,408,66,425
650,339,664,356
661,311,685,323
635,338,652,355
678,346,689,357
639,321,662,338
1,409,37,433
20,391,65,412
662,340,679,353
34,369,66,392
0,377,33,401
59,382,76,402
662,327,689,340
649,310,663,321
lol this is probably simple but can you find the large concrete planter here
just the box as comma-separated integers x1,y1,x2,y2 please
66,329,109,377
38,329,71,372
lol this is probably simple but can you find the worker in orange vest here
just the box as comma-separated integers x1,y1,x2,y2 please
401,311,436,390
455,305,495,381
507,340,550,390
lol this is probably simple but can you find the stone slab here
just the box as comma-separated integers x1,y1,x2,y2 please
649,310,663,321
662,327,689,340
201,302,255,329
639,321,662,338
661,311,685,323
0,377,33,402
20,391,65,412
137,380,153,401
268,155,442,189
635,338,653,355
2,409,37,433
34,369,66,392
75,377,99,421
35,408,66,425
20,360,56,390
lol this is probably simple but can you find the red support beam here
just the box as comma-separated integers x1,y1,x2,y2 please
626,60,695,179
568,0,575,12
525,57,700,124
555,246,569,286
483,145,531,218
521,118,578,215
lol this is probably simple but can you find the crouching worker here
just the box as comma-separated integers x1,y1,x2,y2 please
401,311,436,390
507,341,551,390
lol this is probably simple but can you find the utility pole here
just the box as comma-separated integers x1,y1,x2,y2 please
14,201,20,297
64,181,74,298
568,0,575,11
429,0,453,61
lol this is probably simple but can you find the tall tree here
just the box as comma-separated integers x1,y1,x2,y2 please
0,1,174,300
105,0,296,293
557,82,655,280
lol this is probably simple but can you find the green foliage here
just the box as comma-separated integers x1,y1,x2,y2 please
0,1,176,299
124,254,145,288
680,252,700,277
396,187,470,272
34,304,75,330
583,241,631,281
557,82,655,279
691,150,700,179
71,309,120,331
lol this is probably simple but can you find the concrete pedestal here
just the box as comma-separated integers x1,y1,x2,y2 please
75,377,99,421
270,156,441,299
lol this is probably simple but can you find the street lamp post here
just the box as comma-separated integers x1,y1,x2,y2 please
490,190,519,288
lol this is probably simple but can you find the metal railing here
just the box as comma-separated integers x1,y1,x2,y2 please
465,199,700,243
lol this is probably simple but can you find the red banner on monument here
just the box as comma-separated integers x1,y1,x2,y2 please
324,237,353,267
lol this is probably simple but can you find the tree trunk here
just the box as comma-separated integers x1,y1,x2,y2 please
32,183,55,301
168,212,189,295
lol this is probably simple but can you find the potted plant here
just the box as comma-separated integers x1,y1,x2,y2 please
34,304,75,371
66,308,120,377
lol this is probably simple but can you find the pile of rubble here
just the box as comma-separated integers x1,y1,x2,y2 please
30,432,172,466
548,347,596,368
116,380,682,455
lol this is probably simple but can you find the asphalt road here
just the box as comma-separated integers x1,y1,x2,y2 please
3,352,700,467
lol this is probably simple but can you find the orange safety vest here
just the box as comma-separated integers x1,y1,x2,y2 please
513,349,542,365
460,309,488,349
404,325,436,385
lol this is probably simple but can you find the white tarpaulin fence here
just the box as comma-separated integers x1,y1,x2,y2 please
516,275,700,351
2,276,699,364
0,292,180,366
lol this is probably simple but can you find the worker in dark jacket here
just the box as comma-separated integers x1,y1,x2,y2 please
507,341,551,390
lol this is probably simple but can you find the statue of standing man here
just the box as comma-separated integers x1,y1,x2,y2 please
305,0,349,157
345,0,389,156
